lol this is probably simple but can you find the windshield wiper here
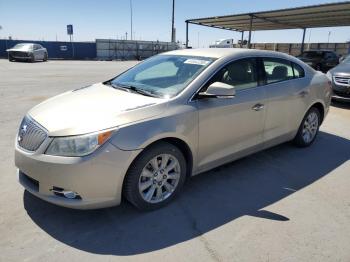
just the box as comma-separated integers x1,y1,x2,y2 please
114,83,159,98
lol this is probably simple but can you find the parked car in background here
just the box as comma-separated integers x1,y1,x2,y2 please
7,43,48,62
15,48,331,211
297,50,339,72
327,55,350,102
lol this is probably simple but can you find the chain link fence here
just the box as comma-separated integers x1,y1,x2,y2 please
96,39,178,60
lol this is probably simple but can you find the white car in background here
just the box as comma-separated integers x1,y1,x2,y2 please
7,43,48,62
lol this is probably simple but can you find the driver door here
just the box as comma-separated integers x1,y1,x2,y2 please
195,58,266,172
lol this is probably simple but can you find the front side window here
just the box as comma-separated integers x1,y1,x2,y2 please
207,58,258,92
263,58,294,84
110,55,214,98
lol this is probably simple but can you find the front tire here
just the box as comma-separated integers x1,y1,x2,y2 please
43,53,48,61
293,107,321,147
8,54,15,62
123,142,186,211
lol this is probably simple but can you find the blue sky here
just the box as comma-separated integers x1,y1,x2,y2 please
0,0,349,47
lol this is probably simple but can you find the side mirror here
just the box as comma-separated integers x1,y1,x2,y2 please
198,82,236,98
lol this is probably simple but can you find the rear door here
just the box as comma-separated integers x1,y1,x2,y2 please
260,57,308,146
195,58,266,171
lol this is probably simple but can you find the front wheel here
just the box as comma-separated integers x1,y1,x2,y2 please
293,107,321,147
8,54,15,62
43,53,48,61
123,142,186,211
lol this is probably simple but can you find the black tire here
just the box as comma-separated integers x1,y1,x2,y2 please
293,107,321,147
123,142,187,211
43,53,48,61
30,54,35,62
8,56,15,62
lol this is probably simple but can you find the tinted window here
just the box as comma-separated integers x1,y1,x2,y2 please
301,51,323,59
292,63,305,78
324,52,337,59
208,58,258,91
263,58,294,84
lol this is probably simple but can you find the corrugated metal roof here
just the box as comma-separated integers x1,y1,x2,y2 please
187,2,350,31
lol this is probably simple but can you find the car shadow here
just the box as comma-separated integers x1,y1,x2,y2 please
332,100,350,109
23,131,350,256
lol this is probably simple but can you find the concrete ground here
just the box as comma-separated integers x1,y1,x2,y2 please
0,59,349,262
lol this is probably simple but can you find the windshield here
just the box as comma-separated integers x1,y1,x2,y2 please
342,55,350,64
301,51,322,59
109,55,215,98
13,43,33,50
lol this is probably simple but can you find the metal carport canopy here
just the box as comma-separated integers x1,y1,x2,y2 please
185,1,350,52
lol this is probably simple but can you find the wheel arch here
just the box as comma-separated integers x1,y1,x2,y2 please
309,101,325,124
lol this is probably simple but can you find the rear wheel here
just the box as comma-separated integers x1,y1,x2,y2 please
124,142,186,211
293,107,321,147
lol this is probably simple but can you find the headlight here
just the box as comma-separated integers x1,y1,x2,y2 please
326,71,332,81
45,130,113,157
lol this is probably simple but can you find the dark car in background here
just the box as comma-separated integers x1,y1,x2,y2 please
6,43,48,62
298,50,339,72
327,56,350,102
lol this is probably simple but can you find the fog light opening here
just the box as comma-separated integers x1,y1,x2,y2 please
51,186,82,200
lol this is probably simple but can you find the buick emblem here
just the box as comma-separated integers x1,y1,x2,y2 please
18,124,27,142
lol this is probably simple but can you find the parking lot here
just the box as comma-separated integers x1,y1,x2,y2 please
0,59,350,262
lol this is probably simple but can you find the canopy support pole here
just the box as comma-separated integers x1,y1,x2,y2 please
248,15,253,49
185,21,189,48
240,31,244,48
301,28,306,54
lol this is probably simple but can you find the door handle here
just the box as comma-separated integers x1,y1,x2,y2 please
252,103,264,111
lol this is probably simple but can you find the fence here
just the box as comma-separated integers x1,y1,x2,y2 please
96,39,178,60
233,42,350,56
0,40,96,59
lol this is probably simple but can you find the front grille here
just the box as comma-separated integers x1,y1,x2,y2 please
11,51,29,58
333,75,350,87
17,116,47,152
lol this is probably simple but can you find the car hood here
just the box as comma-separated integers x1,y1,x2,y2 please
6,48,31,52
329,63,350,75
28,83,167,136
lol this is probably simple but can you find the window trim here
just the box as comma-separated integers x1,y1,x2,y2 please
189,55,306,102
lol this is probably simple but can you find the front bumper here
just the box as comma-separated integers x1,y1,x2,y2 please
332,85,350,102
15,142,141,209
9,51,32,59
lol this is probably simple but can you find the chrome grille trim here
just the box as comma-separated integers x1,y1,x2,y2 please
17,116,48,152
333,75,350,87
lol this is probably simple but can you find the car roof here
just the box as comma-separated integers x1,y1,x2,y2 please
164,48,295,59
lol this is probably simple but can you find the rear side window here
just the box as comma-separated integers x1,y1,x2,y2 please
292,63,305,78
262,58,294,84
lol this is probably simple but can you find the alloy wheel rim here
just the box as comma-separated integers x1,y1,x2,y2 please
138,154,181,204
302,112,319,143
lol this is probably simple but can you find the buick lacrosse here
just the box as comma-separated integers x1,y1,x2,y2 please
15,48,331,210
